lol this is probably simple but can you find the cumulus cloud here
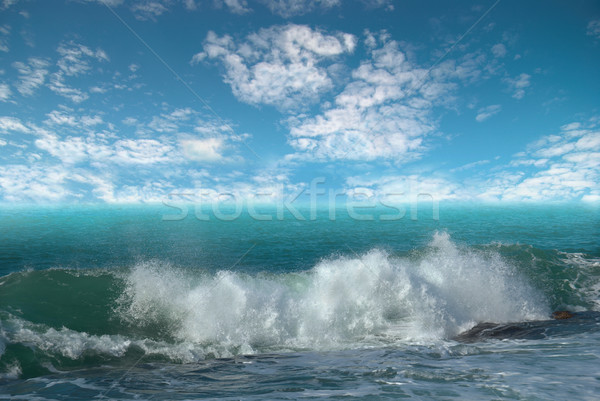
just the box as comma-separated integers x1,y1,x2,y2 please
475,104,501,122
0,104,252,202
34,133,177,165
180,137,226,162
194,24,356,110
360,0,394,10
504,73,531,99
28,109,183,166
491,43,506,58
0,116,30,133
131,1,169,20
0,83,11,101
47,73,89,103
216,0,251,14
1,0,21,10
286,33,486,162
146,107,195,133
257,0,391,17
345,174,462,203
12,57,50,96
11,42,107,102
56,41,109,76
0,164,78,202
587,20,600,40
84,0,124,6
481,120,600,201
90,0,248,17
340,118,600,202
41,42,109,102
26,106,244,168
0,25,9,52
258,0,339,17
0,162,121,203
45,109,103,127
450,159,490,172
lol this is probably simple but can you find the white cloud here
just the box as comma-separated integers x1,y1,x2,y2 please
148,115,179,133
147,107,195,133
122,117,138,125
475,104,501,122
491,43,506,58
45,109,103,127
483,120,600,201
12,58,50,96
195,25,356,110
112,138,175,165
0,83,11,101
91,0,247,17
509,158,548,168
45,110,77,126
0,163,120,203
345,174,463,202
0,164,77,202
131,1,169,20
180,137,225,162
499,164,598,201
217,0,251,14
450,159,490,172
47,73,89,103
81,115,104,126
286,34,485,161
504,73,531,99
183,0,197,10
37,41,109,102
361,0,394,10
12,43,105,102
26,106,242,167
84,0,124,6
0,116,30,133
338,118,600,203
587,20,600,40
0,24,9,52
34,134,107,165
259,0,339,17
56,41,109,76
2,0,21,10
34,133,177,166
89,86,108,94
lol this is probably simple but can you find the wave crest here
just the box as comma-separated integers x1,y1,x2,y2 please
117,232,549,354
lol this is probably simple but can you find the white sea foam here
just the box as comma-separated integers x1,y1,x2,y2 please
0,233,551,364
1,313,213,363
118,232,549,355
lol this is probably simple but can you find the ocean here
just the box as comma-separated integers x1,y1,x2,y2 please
1,203,599,400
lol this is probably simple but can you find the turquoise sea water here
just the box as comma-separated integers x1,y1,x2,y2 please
1,203,599,400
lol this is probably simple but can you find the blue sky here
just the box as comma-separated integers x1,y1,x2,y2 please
0,0,599,204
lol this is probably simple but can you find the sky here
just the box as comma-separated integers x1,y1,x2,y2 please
0,0,599,204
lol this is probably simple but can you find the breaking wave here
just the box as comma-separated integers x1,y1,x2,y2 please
2,232,599,378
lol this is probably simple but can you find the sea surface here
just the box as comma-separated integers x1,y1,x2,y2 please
1,202,599,400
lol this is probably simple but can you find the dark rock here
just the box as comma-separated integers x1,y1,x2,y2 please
453,311,600,343
552,310,574,320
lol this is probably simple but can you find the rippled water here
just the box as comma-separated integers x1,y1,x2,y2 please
1,203,599,400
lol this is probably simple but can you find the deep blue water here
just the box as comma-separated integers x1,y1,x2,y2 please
1,203,599,400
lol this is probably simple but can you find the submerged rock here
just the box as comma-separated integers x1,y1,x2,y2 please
454,311,600,343
552,310,574,320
